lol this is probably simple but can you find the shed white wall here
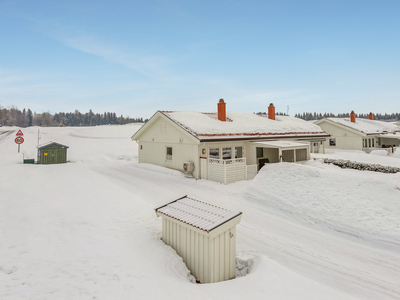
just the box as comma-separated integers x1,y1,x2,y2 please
137,116,200,178
161,215,237,283
317,121,363,150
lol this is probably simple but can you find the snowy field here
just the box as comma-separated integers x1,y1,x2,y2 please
1,125,400,300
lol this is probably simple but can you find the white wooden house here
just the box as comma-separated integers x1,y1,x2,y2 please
155,195,242,284
315,112,400,153
132,100,330,184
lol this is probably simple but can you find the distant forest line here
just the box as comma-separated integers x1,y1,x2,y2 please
0,106,148,127
1,106,399,127
294,112,400,121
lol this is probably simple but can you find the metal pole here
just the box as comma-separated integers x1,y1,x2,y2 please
18,144,20,153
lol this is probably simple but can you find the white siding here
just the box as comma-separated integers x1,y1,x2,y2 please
160,214,239,284
317,121,363,151
137,116,200,178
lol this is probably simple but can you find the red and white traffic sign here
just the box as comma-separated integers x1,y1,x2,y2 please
16,130,24,136
15,137,24,144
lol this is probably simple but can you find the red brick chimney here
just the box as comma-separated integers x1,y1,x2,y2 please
268,103,275,120
350,110,356,123
369,112,374,120
218,99,226,121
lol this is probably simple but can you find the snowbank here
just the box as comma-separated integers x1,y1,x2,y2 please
370,149,389,156
312,148,400,168
245,161,400,248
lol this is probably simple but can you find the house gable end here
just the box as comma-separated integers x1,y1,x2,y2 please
315,119,366,137
132,111,200,145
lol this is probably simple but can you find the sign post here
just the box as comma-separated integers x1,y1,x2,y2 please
15,130,24,153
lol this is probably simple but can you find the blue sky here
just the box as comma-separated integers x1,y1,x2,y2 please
0,0,399,118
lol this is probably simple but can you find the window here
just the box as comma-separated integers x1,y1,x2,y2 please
166,147,172,160
256,147,263,158
235,147,243,158
223,147,231,159
372,139,375,147
368,139,371,147
329,138,336,146
364,139,367,147
209,148,219,159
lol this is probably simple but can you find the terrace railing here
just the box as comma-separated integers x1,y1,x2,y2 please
207,158,247,184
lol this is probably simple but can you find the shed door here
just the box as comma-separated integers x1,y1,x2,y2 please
44,150,56,164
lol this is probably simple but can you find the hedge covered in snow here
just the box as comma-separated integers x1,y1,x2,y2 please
321,158,400,173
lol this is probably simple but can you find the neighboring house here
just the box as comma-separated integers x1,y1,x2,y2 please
132,100,330,184
315,112,400,153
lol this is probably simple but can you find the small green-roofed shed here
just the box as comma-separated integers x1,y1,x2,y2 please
37,142,69,164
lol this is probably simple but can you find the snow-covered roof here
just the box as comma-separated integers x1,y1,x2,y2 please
252,141,309,148
155,196,242,233
161,111,328,140
37,141,69,149
323,118,400,135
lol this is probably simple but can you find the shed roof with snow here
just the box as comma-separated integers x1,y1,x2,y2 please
155,196,242,283
37,141,69,149
155,196,242,233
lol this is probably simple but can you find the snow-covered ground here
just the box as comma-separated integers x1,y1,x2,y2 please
1,126,400,300
312,148,400,168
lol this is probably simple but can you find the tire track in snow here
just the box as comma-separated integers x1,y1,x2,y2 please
239,196,400,300
90,162,400,300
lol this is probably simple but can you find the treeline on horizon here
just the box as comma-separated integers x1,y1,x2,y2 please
0,106,148,127
295,112,400,121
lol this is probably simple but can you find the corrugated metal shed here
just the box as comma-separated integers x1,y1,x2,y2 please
37,142,69,164
155,196,242,284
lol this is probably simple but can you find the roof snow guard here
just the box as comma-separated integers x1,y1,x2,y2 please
155,196,242,233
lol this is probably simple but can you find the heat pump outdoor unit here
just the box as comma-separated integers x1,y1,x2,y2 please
183,161,195,176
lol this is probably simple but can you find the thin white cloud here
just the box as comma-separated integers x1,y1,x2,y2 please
55,34,180,82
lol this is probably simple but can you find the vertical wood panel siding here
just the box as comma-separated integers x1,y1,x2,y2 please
161,216,238,283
